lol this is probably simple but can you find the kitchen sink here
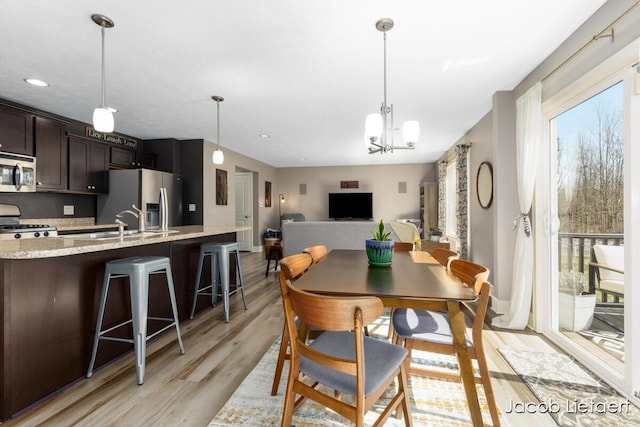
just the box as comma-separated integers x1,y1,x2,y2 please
60,229,179,240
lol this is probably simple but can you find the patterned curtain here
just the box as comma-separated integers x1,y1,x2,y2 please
437,160,447,232
455,144,470,259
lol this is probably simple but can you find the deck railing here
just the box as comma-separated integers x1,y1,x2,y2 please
558,232,624,295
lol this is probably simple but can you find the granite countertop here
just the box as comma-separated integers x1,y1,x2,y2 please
0,225,244,259
20,217,120,232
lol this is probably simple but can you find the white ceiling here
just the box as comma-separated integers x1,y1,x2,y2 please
0,0,607,167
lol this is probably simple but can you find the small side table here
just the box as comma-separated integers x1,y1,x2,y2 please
265,243,283,276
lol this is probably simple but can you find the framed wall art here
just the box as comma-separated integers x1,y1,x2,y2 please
216,168,228,205
265,181,272,207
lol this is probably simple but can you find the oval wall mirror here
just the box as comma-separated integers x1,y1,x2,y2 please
476,161,493,209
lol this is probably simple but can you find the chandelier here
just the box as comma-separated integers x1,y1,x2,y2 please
91,14,115,133
364,18,419,154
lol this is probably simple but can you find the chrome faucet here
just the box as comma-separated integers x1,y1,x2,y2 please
115,218,127,237
115,205,146,233
115,206,143,237
132,204,145,232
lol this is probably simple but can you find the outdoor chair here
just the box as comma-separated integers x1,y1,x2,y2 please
590,244,624,303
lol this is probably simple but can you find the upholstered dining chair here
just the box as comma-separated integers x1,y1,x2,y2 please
280,280,413,427
391,260,499,426
270,252,313,396
302,244,328,265
430,248,459,269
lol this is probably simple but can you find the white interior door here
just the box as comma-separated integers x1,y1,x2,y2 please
235,172,253,251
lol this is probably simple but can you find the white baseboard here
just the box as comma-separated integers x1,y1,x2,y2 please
490,296,510,315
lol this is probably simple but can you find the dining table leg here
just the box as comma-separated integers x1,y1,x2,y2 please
447,300,484,427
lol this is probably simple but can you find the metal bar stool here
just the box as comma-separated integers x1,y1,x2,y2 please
189,242,247,322
87,256,185,385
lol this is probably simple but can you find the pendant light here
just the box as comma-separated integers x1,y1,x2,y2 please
364,18,419,154
212,96,225,165
91,14,115,133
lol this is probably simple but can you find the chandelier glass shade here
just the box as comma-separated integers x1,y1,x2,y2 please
364,18,419,154
91,14,115,133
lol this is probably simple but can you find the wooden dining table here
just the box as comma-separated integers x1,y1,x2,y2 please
293,249,485,427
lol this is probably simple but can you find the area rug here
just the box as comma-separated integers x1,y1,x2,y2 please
499,348,640,426
210,334,502,426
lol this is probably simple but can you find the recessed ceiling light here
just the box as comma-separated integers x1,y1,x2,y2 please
258,134,271,139
24,78,49,87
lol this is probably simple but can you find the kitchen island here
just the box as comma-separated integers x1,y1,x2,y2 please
0,226,243,420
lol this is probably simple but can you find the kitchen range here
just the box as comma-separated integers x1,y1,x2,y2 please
0,203,57,239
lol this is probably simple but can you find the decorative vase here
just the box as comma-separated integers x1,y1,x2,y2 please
365,238,394,267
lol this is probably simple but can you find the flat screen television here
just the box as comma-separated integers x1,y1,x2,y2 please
328,192,373,220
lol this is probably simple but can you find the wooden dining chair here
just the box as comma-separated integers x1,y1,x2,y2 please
270,252,313,396
280,280,413,427
430,248,459,269
391,260,499,426
302,244,328,264
393,241,414,251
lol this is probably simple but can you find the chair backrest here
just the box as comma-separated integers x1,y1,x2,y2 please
470,281,492,346
431,248,459,269
593,244,624,281
278,253,313,296
286,281,383,332
302,245,328,264
449,259,490,293
393,241,414,252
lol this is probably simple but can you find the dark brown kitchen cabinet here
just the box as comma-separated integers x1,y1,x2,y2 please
68,136,109,193
136,151,157,169
0,106,34,155
34,117,67,191
110,146,136,167
110,146,157,169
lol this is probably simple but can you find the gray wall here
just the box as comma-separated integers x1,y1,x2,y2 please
276,163,436,223
451,0,640,312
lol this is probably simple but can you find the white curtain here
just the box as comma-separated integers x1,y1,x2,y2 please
492,82,541,330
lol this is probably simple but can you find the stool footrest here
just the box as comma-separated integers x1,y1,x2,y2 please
98,317,178,344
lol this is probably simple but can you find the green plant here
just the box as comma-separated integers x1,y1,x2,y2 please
370,219,391,241
559,270,587,296
429,227,442,237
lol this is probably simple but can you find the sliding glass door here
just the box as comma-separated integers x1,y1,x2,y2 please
535,52,639,403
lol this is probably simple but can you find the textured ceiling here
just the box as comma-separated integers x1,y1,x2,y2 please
0,0,607,167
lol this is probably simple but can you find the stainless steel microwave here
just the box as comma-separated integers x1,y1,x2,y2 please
0,151,36,192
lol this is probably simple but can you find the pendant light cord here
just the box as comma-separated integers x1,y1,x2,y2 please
101,25,106,109
216,99,221,150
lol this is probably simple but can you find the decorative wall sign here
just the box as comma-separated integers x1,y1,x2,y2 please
85,127,138,149
265,181,272,207
340,180,359,189
216,169,228,205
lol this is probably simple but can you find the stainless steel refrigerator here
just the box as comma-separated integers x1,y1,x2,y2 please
97,169,183,229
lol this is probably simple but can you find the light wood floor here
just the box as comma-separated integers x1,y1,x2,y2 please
1,251,563,427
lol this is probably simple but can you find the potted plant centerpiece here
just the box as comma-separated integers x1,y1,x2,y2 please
558,270,596,331
366,219,394,267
